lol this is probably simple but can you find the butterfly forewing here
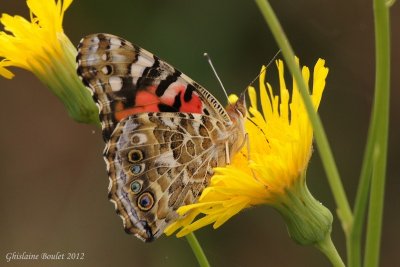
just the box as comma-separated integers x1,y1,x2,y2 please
77,33,231,140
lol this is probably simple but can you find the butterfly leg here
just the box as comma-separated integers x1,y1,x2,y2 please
243,133,266,185
237,133,249,156
245,133,251,160
239,132,253,162
225,141,231,165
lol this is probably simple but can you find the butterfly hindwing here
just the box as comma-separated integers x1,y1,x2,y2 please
106,112,228,241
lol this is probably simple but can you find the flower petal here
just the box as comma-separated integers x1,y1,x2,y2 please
0,60,15,79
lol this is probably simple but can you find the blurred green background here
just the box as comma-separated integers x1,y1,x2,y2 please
0,0,399,266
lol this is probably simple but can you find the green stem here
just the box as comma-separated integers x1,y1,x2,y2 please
254,0,353,233
315,236,345,267
363,0,390,266
185,233,211,267
347,121,375,267
348,1,392,265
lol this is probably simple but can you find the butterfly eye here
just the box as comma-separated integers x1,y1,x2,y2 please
130,181,142,194
130,134,144,144
130,164,142,175
131,135,140,144
137,192,154,211
128,149,143,163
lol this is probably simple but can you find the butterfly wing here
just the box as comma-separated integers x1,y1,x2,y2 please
76,33,240,241
77,33,232,140
106,112,229,241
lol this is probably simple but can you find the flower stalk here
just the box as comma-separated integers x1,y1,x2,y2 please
315,235,345,267
362,0,391,267
254,0,353,235
185,233,211,267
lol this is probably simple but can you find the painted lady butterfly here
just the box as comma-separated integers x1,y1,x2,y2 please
76,33,246,242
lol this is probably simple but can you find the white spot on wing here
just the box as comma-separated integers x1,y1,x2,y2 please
110,53,127,62
102,66,109,74
86,54,98,63
132,77,139,86
109,76,123,91
136,55,154,67
108,176,113,192
96,103,101,113
109,197,118,209
162,81,185,99
104,156,111,171
155,151,178,167
131,64,145,77
122,120,140,131
119,213,127,228
91,36,100,44
162,117,179,129
110,38,122,47
89,44,99,52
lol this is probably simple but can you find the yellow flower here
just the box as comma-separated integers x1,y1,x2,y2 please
165,58,333,246
0,0,98,124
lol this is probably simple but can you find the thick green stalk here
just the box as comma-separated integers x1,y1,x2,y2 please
363,0,390,266
185,233,211,267
254,0,353,233
316,236,345,267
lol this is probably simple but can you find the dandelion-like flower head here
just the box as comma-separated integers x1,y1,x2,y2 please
165,58,329,238
0,0,97,124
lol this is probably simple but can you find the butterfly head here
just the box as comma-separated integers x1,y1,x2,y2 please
235,91,247,118
226,91,247,122
224,91,247,160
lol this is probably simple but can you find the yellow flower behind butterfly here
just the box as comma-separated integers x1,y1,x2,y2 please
0,0,98,124
166,58,333,247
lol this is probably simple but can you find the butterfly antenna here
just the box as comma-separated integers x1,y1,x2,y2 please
204,52,230,101
247,49,281,87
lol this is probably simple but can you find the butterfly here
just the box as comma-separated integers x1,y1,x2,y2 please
76,33,246,242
